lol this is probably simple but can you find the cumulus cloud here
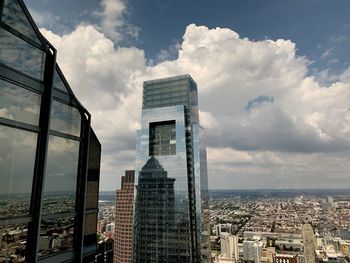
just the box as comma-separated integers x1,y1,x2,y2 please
38,23,350,190
94,0,139,41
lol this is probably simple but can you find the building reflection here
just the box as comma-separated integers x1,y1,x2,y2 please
0,224,27,262
133,156,176,262
38,216,74,257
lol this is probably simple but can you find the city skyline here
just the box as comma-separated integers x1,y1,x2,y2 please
24,0,350,190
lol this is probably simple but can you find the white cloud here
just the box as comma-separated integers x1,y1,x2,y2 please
208,148,253,164
321,46,334,59
339,66,350,82
93,0,139,41
199,111,218,130
38,23,350,190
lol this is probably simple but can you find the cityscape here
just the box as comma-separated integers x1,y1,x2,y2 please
1,0,350,263
97,189,350,263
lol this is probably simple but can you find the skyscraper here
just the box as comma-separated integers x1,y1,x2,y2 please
0,1,101,262
114,170,135,263
133,75,210,262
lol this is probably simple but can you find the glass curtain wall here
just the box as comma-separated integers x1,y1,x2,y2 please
134,75,210,263
0,1,100,262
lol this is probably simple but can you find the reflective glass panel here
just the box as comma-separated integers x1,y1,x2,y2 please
0,223,27,262
50,101,81,137
85,181,99,210
0,27,45,80
0,125,37,218
53,69,68,93
84,213,97,237
0,78,41,125
2,0,42,45
135,106,192,261
38,215,75,257
42,136,79,215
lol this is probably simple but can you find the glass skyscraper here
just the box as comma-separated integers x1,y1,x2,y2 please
0,1,101,262
133,75,210,262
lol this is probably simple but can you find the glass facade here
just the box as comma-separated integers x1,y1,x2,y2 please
0,1,101,262
133,75,210,262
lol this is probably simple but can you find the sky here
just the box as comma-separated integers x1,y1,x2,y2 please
25,0,350,190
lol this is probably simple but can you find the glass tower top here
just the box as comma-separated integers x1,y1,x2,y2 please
142,74,199,124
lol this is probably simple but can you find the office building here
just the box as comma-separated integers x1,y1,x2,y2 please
220,233,239,262
133,75,210,262
328,196,334,207
96,238,114,263
254,242,263,263
114,170,135,263
0,1,101,262
259,247,275,263
243,240,263,263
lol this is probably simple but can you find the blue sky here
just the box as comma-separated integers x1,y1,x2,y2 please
26,0,350,190
28,0,350,74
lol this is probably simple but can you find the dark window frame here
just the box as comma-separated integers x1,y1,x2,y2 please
0,1,96,261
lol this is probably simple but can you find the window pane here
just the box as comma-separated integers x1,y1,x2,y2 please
0,223,27,262
53,69,68,93
86,181,99,210
2,0,42,45
50,101,81,137
42,136,79,215
0,27,45,80
0,125,37,218
38,216,75,257
84,213,97,237
0,78,41,125
149,121,176,156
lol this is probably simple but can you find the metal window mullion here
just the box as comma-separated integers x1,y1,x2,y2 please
0,63,44,93
49,129,81,141
0,117,40,133
0,21,44,50
25,46,56,263
17,0,48,51
0,216,32,226
0,0,4,19
41,211,76,221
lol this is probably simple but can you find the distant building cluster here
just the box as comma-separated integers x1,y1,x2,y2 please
209,194,350,263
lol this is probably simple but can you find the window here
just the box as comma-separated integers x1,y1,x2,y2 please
0,78,41,125
0,223,28,262
38,215,75,257
149,121,176,156
1,0,42,45
53,69,69,93
0,27,45,80
41,136,80,215
0,126,37,218
50,100,81,136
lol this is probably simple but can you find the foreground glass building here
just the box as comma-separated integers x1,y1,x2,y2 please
0,1,101,262
133,75,210,262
